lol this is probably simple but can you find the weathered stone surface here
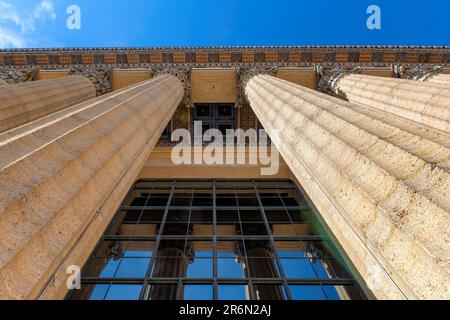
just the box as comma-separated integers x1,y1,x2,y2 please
0,74,183,299
245,74,450,300
425,73,450,86
0,79,7,85
0,76,95,133
334,74,450,133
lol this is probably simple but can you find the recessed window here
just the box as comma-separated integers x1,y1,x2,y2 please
193,104,236,137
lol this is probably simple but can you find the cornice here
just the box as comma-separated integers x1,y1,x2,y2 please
1,45,449,53
0,46,448,68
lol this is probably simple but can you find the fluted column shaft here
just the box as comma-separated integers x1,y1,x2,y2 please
245,75,449,300
0,74,184,299
333,74,450,133
425,73,450,86
0,76,95,133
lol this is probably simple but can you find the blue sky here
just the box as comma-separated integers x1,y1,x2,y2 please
0,0,448,49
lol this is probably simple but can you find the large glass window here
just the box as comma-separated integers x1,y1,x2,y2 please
192,104,236,136
68,179,366,300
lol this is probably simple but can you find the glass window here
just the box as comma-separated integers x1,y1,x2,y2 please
193,104,236,136
187,258,213,278
88,284,110,300
217,105,233,119
105,284,143,300
254,285,285,300
97,258,120,278
70,179,366,301
289,285,326,300
280,259,317,279
184,285,213,300
195,105,212,118
218,258,245,278
322,285,363,300
218,285,248,300
114,258,150,278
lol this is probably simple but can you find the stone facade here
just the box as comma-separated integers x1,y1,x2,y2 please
0,46,449,300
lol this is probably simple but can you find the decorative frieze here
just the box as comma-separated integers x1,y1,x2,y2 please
0,47,448,69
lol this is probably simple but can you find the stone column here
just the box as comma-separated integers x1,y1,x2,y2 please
0,76,95,133
245,74,449,300
0,74,184,299
332,73,450,133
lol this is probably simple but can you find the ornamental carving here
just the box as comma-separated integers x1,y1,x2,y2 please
0,68,37,84
316,65,361,97
394,64,443,81
69,66,113,96
2,46,447,69
236,66,278,107
153,67,193,108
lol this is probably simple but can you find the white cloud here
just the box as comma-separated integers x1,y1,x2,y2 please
0,1,26,31
33,1,56,21
0,27,26,48
0,0,57,48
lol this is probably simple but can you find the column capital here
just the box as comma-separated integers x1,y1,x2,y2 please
0,68,38,84
316,65,361,97
68,66,113,96
394,64,443,81
236,66,278,107
153,66,193,107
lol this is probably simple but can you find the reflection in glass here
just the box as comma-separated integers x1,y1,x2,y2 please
280,259,317,279
184,285,213,300
105,284,142,300
218,285,248,300
290,285,326,300
218,258,245,278
187,258,213,278
69,179,366,301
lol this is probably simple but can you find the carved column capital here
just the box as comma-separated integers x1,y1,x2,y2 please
316,65,361,97
0,68,38,84
69,66,113,96
153,67,193,107
394,64,443,81
236,66,278,107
